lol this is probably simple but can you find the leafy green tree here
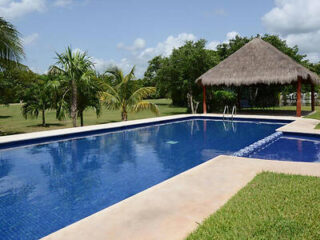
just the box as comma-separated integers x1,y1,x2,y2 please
49,47,95,127
0,17,26,105
143,56,167,98
100,66,159,121
22,75,58,126
147,39,219,110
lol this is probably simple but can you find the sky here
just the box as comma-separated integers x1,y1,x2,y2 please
1,0,320,77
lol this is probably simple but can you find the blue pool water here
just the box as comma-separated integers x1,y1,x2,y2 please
247,133,320,162
0,118,315,239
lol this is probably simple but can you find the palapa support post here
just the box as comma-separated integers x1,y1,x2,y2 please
311,82,315,112
296,76,302,117
202,85,207,114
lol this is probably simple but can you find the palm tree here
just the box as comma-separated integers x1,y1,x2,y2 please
22,75,57,126
77,72,101,126
0,17,24,66
100,66,159,121
49,47,94,127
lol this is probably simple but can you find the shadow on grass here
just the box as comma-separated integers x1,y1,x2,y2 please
98,120,121,124
0,115,12,119
0,130,25,136
27,123,66,128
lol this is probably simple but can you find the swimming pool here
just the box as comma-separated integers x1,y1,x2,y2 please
0,117,314,239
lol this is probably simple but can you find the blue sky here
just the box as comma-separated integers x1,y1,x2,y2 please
1,0,320,77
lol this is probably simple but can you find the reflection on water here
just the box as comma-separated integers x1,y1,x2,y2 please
0,119,281,239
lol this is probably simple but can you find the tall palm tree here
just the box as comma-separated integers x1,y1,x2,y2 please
49,47,94,127
0,17,24,66
100,66,159,121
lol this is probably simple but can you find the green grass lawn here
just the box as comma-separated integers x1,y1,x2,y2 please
186,172,320,240
0,99,187,136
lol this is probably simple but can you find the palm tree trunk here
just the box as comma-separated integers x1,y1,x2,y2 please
71,79,78,127
80,111,84,126
42,108,46,127
121,110,128,121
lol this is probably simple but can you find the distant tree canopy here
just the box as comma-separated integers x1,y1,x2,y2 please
143,39,219,108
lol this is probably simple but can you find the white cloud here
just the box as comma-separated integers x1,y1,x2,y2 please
262,0,320,63
139,33,196,59
22,33,39,46
213,8,227,16
54,0,72,7
78,32,242,79
0,0,46,19
262,0,320,35
206,41,220,50
117,38,146,52
226,31,239,40
206,31,240,50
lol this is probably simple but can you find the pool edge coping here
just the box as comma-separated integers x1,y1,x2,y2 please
0,113,299,146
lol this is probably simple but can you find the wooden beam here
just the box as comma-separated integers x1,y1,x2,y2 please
311,82,315,112
203,85,207,114
296,76,302,117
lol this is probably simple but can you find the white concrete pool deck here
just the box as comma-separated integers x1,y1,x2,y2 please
1,114,320,240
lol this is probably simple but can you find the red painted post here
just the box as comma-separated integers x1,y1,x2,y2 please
296,77,302,117
311,82,315,112
203,85,207,114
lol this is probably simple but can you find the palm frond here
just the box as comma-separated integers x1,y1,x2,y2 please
0,17,24,63
100,82,119,99
128,87,156,105
100,91,120,109
124,66,135,83
132,101,160,115
22,102,39,119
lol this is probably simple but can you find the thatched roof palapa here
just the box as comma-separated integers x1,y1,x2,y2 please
196,38,320,86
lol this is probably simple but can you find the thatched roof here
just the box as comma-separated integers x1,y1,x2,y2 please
197,38,320,86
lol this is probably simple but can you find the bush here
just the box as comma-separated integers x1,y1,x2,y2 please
209,90,237,112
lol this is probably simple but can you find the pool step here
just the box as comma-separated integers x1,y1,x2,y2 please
233,131,283,157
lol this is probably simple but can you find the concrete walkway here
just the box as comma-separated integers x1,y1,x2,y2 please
277,117,320,135
43,156,320,240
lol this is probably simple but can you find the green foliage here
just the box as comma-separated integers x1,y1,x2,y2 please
216,35,251,60
0,65,36,104
143,56,167,98
100,66,159,121
0,17,24,66
187,172,320,240
21,75,55,126
209,90,237,111
49,47,99,126
144,40,220,108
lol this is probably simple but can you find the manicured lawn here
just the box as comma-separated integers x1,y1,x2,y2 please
0,99,187,135
187,172,320,240
304,106,320,129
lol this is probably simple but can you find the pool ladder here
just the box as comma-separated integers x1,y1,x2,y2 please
223,105,237,120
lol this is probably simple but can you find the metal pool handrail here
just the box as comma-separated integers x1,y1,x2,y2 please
223,105,229,119
231,105,237,120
